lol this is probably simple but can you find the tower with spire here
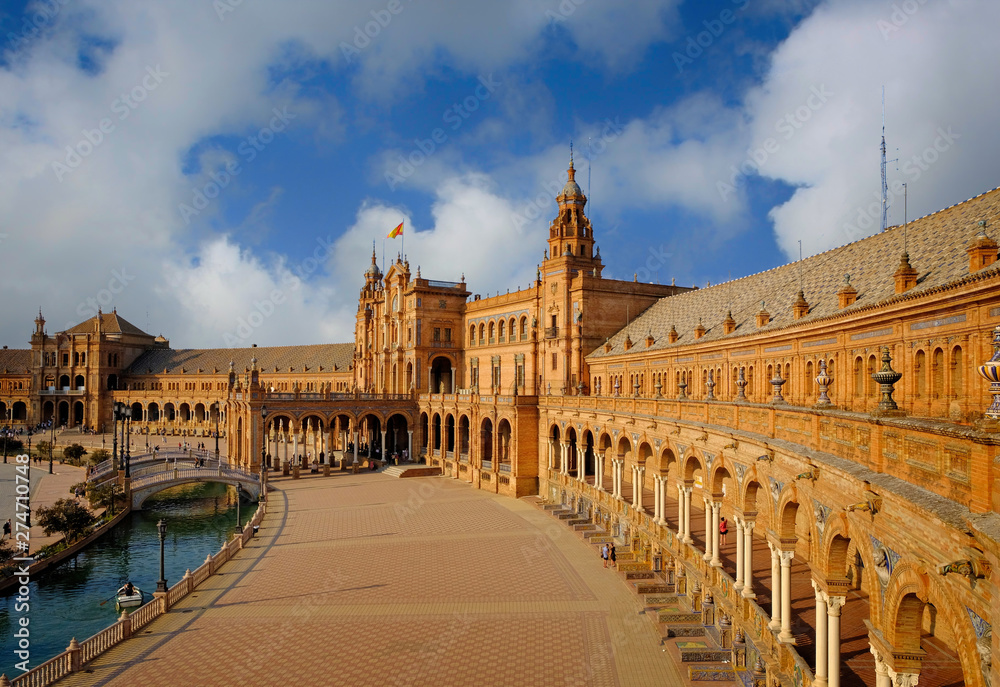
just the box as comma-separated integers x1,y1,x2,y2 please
546,145,602,275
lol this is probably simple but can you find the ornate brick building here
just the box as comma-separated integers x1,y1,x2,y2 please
2,162,998,686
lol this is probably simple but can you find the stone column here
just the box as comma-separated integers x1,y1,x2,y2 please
407,430,413,462
826,595,845,687
281,420,288,468
742,521,756,599
561,442,569,476
703,498,713,561
812,580,829,687
596,453,603,491
352,431,359,464
618,460,626,501
380,430,386,463
547,439,553,470
450,367,456,393
711,501,722,567
768,542,781,630
292,427,298,465
321,429,327,464
677,484,685,539
869,646,891,687
734,517,745,591
886,670,919,687
682,487,693,544
653,476,661,522
778,550,795,643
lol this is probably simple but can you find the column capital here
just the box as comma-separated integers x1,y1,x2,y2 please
811,578,825,596
711,501,721,514
824,595,846,615
742,519,756,533
869,645,890,676
887,670,919,687
779,550,795,564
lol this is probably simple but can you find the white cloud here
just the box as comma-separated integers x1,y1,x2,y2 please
0,0,681,349
743,0,1000,258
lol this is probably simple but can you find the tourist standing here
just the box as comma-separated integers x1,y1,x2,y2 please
719,517,728,546
609,543,616,568
601,543,609,568
2,519,10,540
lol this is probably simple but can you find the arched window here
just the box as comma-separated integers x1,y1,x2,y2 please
509,318,516,340
520,317,527,340
469,325,476,345
489,322,495,343
951,346,963,397
498,320,505,341
854,357,864,397
914,350,926,398
932,348,944,398
479,323,485,344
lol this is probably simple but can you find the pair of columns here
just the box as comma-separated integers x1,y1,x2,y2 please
609,458,625,500
676,484,693,543
767,543,796,644
630,465,646,510
732,517,756,600
700,498,723,567
811,580,846,687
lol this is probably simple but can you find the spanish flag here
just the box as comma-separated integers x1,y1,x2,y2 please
387,222,403,239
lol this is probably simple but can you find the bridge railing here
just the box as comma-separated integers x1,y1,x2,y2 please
8,501,267,687
129,463,253,492
89,448,224,481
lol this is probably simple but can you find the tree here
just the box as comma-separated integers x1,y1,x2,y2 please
90,448,110,465
35,440,52,459
35,499,95,542
63,443,88,464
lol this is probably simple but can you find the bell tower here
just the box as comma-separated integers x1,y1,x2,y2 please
546,147,602,275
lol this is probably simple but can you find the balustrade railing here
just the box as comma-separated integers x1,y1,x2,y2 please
9,503,267,687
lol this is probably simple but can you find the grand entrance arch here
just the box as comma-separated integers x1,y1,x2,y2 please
386,414,410,459
429,356,453,393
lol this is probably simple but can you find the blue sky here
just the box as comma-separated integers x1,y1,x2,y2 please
1,0,996,349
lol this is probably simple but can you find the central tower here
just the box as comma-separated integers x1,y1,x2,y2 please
546,151,601,274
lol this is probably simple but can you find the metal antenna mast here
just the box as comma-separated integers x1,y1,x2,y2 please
880,87,898,232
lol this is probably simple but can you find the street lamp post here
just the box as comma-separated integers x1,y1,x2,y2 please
123,405,133,479
214,401,220,462
49,410,55,474
260,405,268,499
112,403,120,472
27,430,33,462
2,408,9,464
235,484,242,534
156,519,168,593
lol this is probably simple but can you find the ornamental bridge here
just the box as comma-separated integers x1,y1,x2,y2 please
88,448,261,510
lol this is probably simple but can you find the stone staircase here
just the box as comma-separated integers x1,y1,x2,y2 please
530,499,739,685
381,464,442,478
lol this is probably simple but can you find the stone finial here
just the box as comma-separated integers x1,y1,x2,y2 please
967,221,998,272
694,318,706,339
706,370,716,400
668,324,679,344
654,377,663,398
837,273,858,308
735,367,748,401
722,309,736,335
814,358,833,408
770,366,786,403
872,346,904,415
893,252,918,293
756,302,769,328
791,290,809,319
677,372,688,400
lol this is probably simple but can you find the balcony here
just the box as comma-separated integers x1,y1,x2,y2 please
481,459,492,471
544,326,559,339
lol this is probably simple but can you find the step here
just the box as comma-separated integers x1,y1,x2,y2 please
567,518,590,526
587,535,613,544
687,666,735,682
665,626,706,638
555,511,577,520
635,583,672,595
643,593,678,606
541,503,562,511
614,561,650,573
680,650,731,663
658,611,701,624
625,570,656,581
572,523,597,531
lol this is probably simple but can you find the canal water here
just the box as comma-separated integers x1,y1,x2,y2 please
0,482,255,677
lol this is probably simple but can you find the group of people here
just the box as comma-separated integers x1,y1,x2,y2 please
601,542,617,568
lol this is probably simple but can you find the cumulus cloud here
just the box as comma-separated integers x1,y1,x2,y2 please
0,0,681,349
742,0,1000,258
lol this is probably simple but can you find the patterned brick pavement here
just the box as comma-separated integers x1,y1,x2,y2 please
54,472,685,686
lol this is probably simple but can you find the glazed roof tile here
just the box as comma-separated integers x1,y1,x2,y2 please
592,185,1000,358
126,343,354,375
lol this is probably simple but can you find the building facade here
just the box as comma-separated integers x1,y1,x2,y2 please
1,164,998,687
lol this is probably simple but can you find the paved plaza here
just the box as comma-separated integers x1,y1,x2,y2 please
54,471,685,686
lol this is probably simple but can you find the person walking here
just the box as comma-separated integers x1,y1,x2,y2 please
601,543,609,568
609,543,617,569
2,519,10,540
719,516,729,546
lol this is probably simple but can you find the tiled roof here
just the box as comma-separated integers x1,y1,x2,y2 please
0,349,31,373
126,343,355,375
592,185,1000,358
64,311,151,337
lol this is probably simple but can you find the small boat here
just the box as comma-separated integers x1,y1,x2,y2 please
115,584,144,611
